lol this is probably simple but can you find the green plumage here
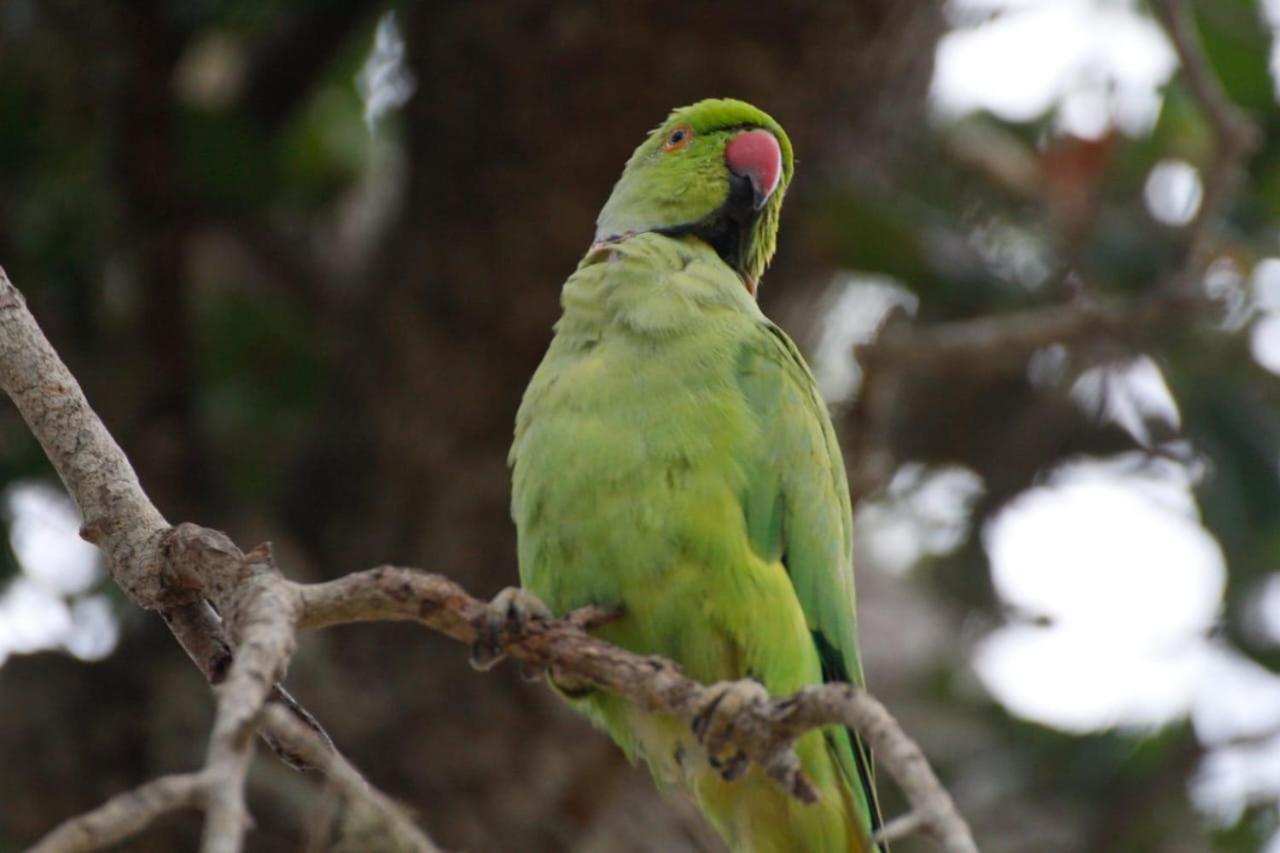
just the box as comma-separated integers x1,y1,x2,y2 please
511,99,879,852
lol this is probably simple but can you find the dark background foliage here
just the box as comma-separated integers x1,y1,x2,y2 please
1,1,1278,850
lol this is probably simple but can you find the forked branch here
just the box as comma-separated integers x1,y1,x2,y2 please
3,267,974,852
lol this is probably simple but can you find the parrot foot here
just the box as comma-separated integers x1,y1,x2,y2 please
691,678,770,782
469,586,551,672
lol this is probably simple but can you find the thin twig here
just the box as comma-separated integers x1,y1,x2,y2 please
262,706,441,853
29,773,208,853
856,289,1204,377
1153,0,1260,278
874,810,929,845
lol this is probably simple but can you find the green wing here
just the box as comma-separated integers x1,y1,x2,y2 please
736,320,885,844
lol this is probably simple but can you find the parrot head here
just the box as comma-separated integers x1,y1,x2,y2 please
595,98,794,295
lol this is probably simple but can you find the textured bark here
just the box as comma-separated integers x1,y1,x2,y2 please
0,274,170,605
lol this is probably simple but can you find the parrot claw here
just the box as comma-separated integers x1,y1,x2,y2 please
691,679,770,781
469,586,552,672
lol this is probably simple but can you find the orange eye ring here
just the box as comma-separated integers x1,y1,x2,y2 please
661,124,694,152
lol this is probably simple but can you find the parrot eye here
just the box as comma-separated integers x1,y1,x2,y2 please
662,124,694,152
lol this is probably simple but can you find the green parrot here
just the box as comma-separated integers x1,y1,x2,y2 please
508,98,882,852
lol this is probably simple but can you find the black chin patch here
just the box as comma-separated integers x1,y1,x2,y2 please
656,172,759,276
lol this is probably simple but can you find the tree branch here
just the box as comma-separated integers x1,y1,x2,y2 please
198,542,299,853
261,706,441,852
0,269,334,771
0,274,170,606
860,0,1259,376
856,288,1206,377
2,264,975,851
29,704,442,853
848,0,1259,499
1152,0,1259,278
29,773,207,853
173,525,980,852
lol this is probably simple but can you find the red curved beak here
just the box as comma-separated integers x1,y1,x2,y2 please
725,129,782,210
